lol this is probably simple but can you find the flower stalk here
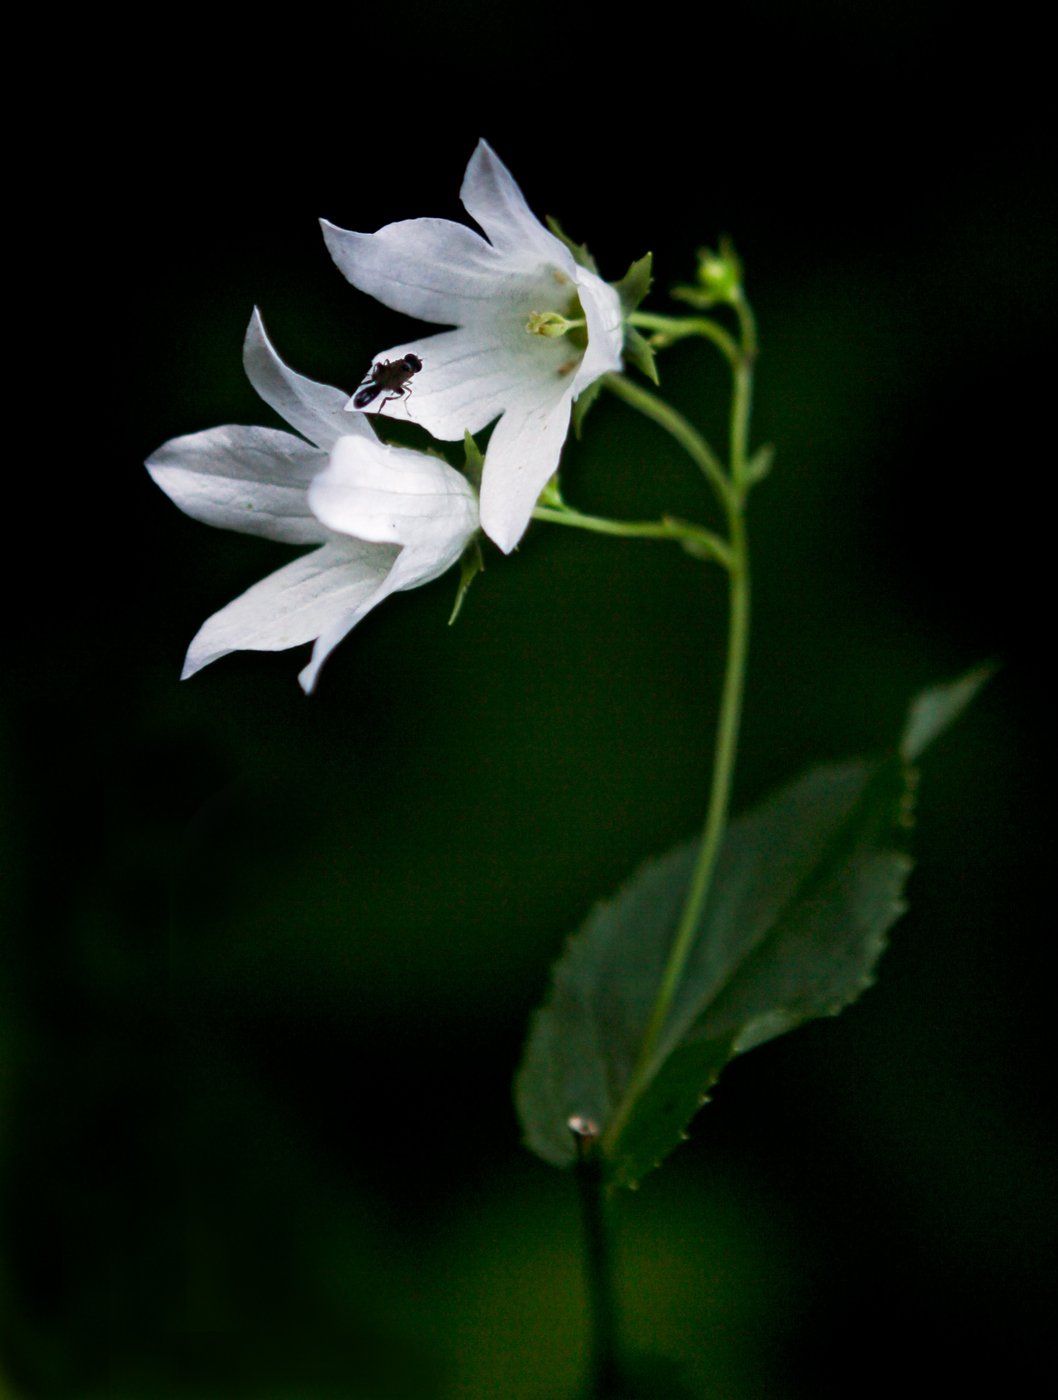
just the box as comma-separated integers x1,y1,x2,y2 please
602,288,757,1154
531,504,732,569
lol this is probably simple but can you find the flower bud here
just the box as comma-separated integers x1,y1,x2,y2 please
694,237,743,303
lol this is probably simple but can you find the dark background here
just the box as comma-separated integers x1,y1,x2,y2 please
3,2,1053,1395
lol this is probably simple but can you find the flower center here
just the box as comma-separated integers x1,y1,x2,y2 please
524,288,589,363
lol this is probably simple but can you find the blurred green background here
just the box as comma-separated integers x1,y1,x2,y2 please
3,3,1053,1395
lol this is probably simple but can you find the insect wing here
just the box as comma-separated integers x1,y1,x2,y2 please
353,379,383,409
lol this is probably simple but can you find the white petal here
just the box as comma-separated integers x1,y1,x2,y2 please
182,539,399,680
309,434,478,552
243,308,375,450
347,320,585,441
321,216,515,327
571,269,625,397
297,499,475,697
478,383,575,554
147,426,329,544
460,140,575,269
295,574,399,694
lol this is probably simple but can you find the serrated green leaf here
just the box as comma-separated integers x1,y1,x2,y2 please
572,378,604,439
623,325,659,385
515,671,987,1186
545,216,599,275
612,252,653,315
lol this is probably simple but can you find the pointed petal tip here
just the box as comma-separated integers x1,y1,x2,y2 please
297,651,324,694
242,305,267,359
481,517,518,555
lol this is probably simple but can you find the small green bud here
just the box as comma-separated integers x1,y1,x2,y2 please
695,236,742,301
671,236,743,309
526,310,583,338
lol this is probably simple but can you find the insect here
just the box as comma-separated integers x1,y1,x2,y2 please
352,354,423,411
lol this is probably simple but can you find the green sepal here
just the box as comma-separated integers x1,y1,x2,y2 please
462,430,485,491
623,325,659,385
545,216,599,275
572,379,604,439
449,538,484,625
665,517,731,566
669,284,717,310
536,473,565,508
612,252,653,315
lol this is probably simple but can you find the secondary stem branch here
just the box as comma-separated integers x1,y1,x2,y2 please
532,505,732,568
628,311,740,368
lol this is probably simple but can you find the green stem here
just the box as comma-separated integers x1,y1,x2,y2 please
623,520,749,1089
628,311,740,368
602,302,756,1156
601,372,731,512
572,1127,620,1397
532,505,732,569
730,293,757,492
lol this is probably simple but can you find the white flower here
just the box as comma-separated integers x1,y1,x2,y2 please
321,140,624,555
146,310,479,693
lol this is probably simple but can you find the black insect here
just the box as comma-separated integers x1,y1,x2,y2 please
352,354,423,411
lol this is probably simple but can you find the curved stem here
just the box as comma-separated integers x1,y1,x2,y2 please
532,505,732,569
622,519,749,1090
602,301,757,1155
628,311,740,369
601,372,732,512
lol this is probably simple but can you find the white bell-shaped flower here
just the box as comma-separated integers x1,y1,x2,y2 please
146,310,479,693
321,140,624,555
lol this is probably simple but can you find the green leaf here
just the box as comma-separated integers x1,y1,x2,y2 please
545,216,599,275
515,672,987,1186
572,379,604,439
612,252,653,315
622,325,659,385
900,665,994,763
448,539,484,625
